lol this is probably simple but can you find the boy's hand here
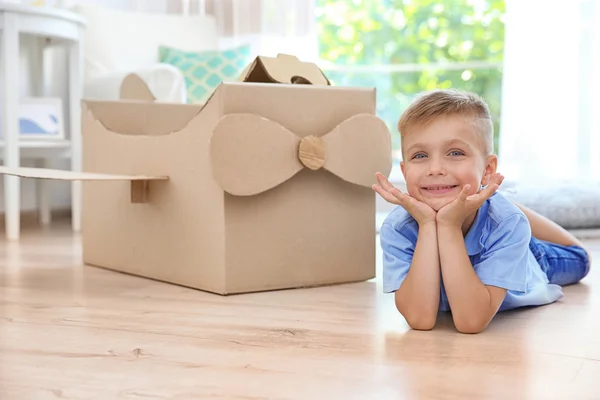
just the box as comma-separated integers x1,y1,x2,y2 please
372,172,437,226
436,173,504,227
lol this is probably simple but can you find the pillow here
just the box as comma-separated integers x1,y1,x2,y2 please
159,44,252,104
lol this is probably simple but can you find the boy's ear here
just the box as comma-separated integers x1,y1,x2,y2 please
482,155,498,185
400,160,406,179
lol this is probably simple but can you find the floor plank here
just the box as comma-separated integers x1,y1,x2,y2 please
1,220,599,400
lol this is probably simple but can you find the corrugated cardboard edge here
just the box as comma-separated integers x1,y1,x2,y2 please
238,53,331,86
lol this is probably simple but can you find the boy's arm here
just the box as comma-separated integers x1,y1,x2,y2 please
394,221,440,330
374,172,441,330
381,221,440,331
436,175,530,334
437,224,507,334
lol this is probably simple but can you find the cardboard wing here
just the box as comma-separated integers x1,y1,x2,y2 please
0,166,168,203
0,73,174,204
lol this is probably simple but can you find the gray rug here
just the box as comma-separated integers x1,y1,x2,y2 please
499,181,600,230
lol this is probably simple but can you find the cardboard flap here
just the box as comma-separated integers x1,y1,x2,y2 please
238,54,331,86
120,73,156,102
210,113,392,196
0,166,169,204
84,100,202,136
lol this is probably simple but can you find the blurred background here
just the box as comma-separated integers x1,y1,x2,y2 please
2,0,599,233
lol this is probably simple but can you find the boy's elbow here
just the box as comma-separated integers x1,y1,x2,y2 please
454,317,489,334
408,318,436,331
394,291,438,331
395,301,437,330
403,313,437,331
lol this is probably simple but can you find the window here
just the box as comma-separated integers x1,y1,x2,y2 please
315,0,506,163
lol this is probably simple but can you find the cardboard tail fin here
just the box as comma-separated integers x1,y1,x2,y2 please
0,166,169,204
119,73,156,102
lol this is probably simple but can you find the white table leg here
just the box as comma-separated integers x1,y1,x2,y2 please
30,38,51,226
1,14,21,240
68,31,83,232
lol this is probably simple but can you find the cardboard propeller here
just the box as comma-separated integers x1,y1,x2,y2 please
210,113,392,196
0,166,169,203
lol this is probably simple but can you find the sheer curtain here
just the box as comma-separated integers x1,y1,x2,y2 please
203,0,319,62
60,0,318,60
499,0,600,185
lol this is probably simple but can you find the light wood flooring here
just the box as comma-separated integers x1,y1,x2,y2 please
1,219,599,400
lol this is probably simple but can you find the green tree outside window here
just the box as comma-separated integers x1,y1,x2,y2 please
316,0,505,159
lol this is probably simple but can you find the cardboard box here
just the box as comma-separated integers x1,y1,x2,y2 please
0,54,393,295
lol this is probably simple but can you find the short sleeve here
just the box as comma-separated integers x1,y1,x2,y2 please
380,221,417,293
474,213,531,293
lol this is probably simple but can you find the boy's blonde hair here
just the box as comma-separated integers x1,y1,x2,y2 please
398,89,494,156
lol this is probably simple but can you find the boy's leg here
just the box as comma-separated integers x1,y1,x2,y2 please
515,202,592,285
513,202,586,249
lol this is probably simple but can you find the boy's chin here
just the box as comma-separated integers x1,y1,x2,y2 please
424,198,454,211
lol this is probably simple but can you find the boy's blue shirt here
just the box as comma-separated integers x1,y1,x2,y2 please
380,192,564,312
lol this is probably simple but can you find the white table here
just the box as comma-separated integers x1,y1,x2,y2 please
0,2,85,240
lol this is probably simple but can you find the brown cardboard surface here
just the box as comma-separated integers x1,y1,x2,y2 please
0,79,392,295
238,54,331,85
217,83,388,293
297,135,326,170
80,98,227,293
119,73,156,101
210,113,392,196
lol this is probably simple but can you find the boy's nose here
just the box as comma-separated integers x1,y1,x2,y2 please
427,159,446,175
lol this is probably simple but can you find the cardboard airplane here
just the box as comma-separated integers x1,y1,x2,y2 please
0,54,393,295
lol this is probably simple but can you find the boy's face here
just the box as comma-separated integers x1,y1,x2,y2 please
400,114,497,211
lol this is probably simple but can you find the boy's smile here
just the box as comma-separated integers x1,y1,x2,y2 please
419,182,462,208
400,114,497,211
421,184,460,195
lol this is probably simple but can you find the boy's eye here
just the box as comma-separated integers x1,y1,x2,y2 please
449,150,465,156
412,153,427,159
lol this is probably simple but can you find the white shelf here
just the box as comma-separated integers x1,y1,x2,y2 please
0,139,71,147
0,140,72,159
1,2,85,239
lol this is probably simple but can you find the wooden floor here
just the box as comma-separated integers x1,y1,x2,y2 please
1,220,599,400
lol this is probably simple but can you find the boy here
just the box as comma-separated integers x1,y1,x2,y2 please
373,89,591,334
